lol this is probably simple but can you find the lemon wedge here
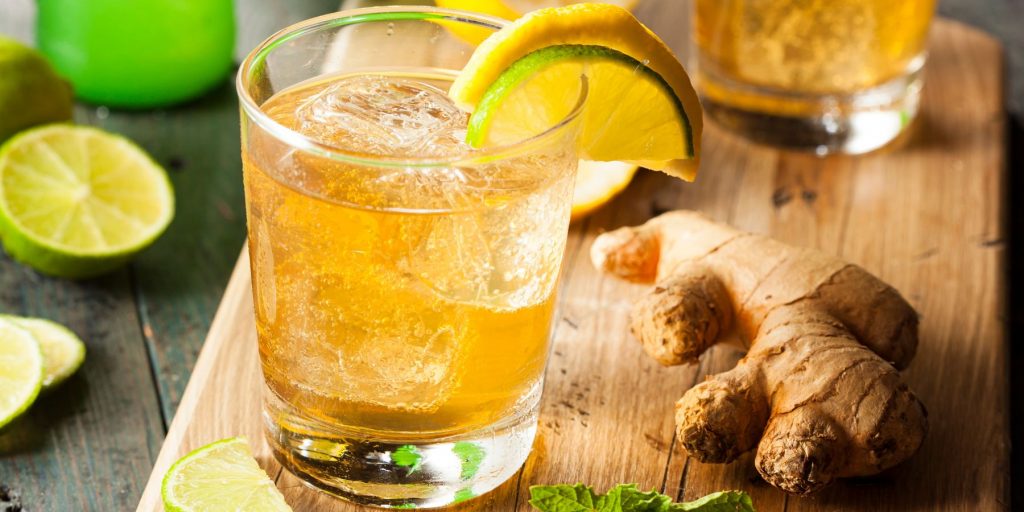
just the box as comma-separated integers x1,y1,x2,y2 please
434,0,640,45
450,3,702,180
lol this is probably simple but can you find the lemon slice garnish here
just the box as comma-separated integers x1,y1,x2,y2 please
450,3,702,180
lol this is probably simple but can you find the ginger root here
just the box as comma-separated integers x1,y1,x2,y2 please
591,211,927,495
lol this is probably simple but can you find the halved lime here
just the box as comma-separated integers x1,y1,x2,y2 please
0,317,43,429
3,316,85,389
162,437,292,512
0,124,174,278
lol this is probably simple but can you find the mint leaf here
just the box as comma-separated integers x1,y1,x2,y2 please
595,484,671,511
392,445,421,473
529,484,599,511
670,491,754,511
529,484,754,512
453,488,476,503
453,441,485,480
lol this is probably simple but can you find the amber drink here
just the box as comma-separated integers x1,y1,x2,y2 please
237,8,583,509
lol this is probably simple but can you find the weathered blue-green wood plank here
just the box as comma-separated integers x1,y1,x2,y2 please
76,82,250,423
0,267,165,511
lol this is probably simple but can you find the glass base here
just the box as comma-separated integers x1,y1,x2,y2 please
264,399,536,509
698,56,924,155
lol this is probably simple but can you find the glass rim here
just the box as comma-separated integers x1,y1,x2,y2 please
236,5,588,168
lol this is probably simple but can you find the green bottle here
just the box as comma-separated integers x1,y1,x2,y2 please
36,0,236,108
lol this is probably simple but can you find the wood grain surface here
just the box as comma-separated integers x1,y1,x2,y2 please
134,9,1008,512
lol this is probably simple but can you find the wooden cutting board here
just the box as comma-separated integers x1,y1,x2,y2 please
136,10,1008,512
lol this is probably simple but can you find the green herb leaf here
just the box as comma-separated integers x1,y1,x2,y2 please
528,484,754,512
453,441,486,480
528,484,599,511
668,491,755,511
453,487,477,503
392,445,422,473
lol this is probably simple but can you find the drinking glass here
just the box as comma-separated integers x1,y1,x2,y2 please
693,0,936,154
236,7,585,508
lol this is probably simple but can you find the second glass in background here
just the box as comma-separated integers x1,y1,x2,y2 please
693,0,936,154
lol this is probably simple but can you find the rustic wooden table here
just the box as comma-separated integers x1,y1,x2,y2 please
0,0,1020,511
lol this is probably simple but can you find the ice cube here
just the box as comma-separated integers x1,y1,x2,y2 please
408,171,574,310
294,75,471,158
279,264,469,414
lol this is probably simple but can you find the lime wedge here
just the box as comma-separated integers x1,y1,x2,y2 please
449,3,702,180
0,317,43,429
0,124,174,278
162,437,292,512
467,45,692,158
3,316,85,389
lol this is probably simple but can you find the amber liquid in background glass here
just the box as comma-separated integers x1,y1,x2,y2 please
243,71,574,440
694,0,936,153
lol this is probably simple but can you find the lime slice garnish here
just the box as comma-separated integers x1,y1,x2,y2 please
449,3,702,180
3,316,85,389
0,124,174,278
467,45,692,157
0,317,43,429
162,437,292,512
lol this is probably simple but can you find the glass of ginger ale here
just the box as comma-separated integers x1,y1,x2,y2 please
236,7,584,508
694,0,936,153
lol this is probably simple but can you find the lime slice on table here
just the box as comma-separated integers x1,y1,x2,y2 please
0,317,43,429
2,316,85,389
0,124,174,278
450,3,702,180
162,437,292,512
